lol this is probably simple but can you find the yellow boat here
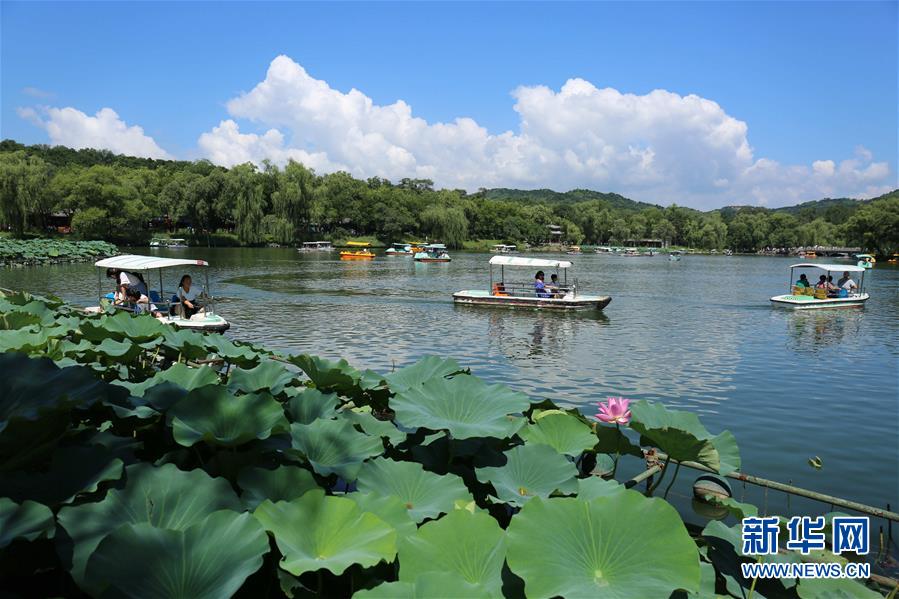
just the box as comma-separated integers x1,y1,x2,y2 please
340,241,375,260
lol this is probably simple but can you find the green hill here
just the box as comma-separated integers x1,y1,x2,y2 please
480,188,658,211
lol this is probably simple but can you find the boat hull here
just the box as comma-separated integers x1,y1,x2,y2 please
340,253,375,260
415,258,451,262
770,294,869,309
453,290,611,311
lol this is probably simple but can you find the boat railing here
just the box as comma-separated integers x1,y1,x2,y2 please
491,283,575,298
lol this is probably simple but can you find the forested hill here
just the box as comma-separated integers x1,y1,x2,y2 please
481,188,659,212
1,140,897,255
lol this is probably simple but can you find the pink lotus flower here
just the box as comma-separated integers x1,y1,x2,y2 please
594,397,632,425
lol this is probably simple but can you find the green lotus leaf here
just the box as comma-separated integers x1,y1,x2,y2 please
354,572,494,599
342,407,406,445
254,490,396,576
57,463,243,589
347,492,417,541
0,445,123,505
84,510,268,599
507,494,700,598
390,375,532,440
630,400,740,474
577,477,627,500
0,310,43,330
285,387,340,424
113,362,220,398
289,354,361,393
84,337,143,361
475,444,578,507
237,465,319,509
0,498,55,548
168,386,289,447
383,355,465,393
202,334,260,367
519,411,597,456
356,458,473,522
0,353,123,435
289,418,384,479
228,360,296,395
796,577,882,598
80,310,166,343
595,424,644,457
0,325,68,352
160,327,210,360
398,508,505,594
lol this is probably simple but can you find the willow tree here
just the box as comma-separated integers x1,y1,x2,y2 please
0,151,50,236
230,163,265,245
272,160,317,241
420,203,468,249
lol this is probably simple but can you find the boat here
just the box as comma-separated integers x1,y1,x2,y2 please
298,241,333,252
491,244,517,254
149,238,188,248
621,248,645,257
413,243,451,262
594,246,613,254
888,254,899,263
88,254,230,332
770,263,869,309
385,243,414,256
565,245,582,255
855,254,875,269
453,256,611,311
723,249,733,256
340,241,375,260
668,250,684,262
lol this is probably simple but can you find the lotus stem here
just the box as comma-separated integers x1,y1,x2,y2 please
610,422,621,478
647,455,671,495
662,461,682,499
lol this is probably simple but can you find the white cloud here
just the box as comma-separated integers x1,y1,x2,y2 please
196,55,893,208
22,86,54,99
19,106,172,160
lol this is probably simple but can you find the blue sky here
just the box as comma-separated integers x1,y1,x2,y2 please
2,1,896,208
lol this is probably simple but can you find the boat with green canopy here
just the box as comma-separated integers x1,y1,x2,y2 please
770,263,869,309
453,256,611,310
414,243,451,262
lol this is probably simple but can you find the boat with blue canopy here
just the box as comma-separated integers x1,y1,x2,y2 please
414,243,451,262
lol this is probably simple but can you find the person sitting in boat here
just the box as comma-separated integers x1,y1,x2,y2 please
837,272,857,294
826,275,840,297
534,271,551,298
548,273,563,298
814,275,828,289
108,268,148,296
125,287,163,318
177,274,202,318
795,274,811,288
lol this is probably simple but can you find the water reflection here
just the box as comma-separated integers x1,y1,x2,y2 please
785,309,864,354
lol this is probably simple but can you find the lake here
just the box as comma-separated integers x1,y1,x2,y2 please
2,248,897,518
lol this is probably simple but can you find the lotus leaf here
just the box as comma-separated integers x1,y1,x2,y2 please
356,458,473,522
347,492,417,541
630,400,741,474
342,407,406,445
168,386,289,447
84,510,268,599
0,498,55,548
113,362,219,398
0,325,68,353
289,354,361,392
354,572,494,599
796,577,882,598
237,465,319,509
289,418,384,479
0,445,123,504
507,494,700,598
57,462,243,588
476,444,578,506
519,411,597,456
254,490,396,576
202,334,260,367
577,476,627,500
390,375,532,440
80,311,166,343
398,509,506,594
595,423,644,457
285,387,340,424
0,354,122,435
383,355,465,393
228,360,296,395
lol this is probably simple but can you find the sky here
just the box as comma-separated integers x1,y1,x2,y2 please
1,1,896,209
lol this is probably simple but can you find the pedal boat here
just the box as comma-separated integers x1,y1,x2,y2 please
89,254,230,332
770,263,869,309
453,256,611,311
414,244,451,262
385,243,414,256
340,241,375,260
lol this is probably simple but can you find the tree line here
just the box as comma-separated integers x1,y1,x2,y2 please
0,140,896,255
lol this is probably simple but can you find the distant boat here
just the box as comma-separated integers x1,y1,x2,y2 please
414,244,451,262
669,250,684,262
855,254,875,269
770,263,869,309
150,238,188,248
491,244,517,254
298,241,333,252
340,241,375,260
565,245,582,255
385,243,414,256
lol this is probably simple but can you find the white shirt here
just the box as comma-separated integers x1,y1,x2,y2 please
120,271,147,295
839,277,856,290
179,286,200,302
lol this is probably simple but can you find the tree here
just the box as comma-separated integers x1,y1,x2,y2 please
843,196,899,255
0,152,50,236
420,203,468,248
272,161,317,241
230,163,265,245
651,219,676,246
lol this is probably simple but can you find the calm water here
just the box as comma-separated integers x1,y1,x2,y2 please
2,248,898,516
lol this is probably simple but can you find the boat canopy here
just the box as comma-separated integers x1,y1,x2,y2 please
345,241,371,247
855,254,874,259
95,254,208,270
489,256,572,269
425,244,447,249
789,263,866,272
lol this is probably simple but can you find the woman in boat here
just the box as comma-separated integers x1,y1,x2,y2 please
795,274,811,288
815,275,828,289
534,271,551,298
177,274,202,318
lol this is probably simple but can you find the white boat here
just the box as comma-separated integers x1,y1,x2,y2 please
149,238,188,248
453,256,611,311
385,243,414,256
669,250,684,262
414,244,451,262
770,263,869,309
490,244,517,254
89,254,230,332
855,254,875,269
594,246,613,254
298,241,333,252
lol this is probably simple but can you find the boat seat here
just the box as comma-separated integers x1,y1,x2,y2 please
492,283,508,297
791,286,802,295
814,288,827,300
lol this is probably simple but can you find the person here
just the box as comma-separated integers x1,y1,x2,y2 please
549,273,564,298
837,271,857,293
534,270,550,298
826,275,840,297
814,275,828,289
126,287,163,318
177,274,202,318
795,274,811,288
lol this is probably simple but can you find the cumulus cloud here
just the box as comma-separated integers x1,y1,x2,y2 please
195,55,893,208
19,106,172,160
